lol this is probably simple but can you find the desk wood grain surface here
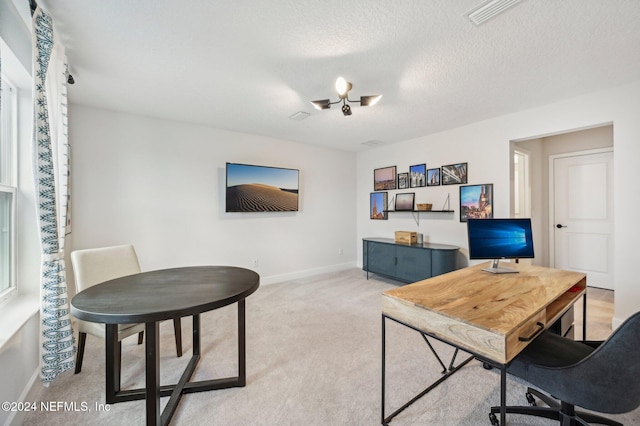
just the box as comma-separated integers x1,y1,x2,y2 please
382,262,586,363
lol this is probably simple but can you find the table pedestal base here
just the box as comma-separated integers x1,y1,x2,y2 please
105,300,246,426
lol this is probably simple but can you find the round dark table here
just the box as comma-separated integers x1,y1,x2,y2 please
70,266,260,426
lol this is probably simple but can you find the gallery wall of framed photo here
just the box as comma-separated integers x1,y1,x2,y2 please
370,161,493,222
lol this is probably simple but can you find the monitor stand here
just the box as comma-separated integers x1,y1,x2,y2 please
482,259,519,274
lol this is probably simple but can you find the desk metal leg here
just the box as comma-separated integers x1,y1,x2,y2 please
381,315,474,424
583,293,587,340
381,315,386,425
500,364,507,426
420,333,447,374
145,321,160,426
488,364,508,426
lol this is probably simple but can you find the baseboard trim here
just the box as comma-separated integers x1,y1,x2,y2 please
259,262,357,285
5,368,40,426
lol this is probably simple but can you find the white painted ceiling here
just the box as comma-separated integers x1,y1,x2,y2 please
38,0,640,152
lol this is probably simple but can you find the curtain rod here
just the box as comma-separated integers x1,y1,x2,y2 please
28,0,75,85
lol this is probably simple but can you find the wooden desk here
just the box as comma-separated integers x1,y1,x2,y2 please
381,262,586,425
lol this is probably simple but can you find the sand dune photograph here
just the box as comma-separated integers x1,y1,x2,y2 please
226,163,299,212
226,183,298,212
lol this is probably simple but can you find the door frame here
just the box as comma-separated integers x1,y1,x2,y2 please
512,147,531,218
548,147,614,269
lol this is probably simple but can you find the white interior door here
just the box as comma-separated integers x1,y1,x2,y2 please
551,150,614,289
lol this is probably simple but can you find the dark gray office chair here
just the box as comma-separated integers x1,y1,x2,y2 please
490,311,640,426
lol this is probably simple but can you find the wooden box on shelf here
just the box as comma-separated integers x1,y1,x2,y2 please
416,203,432,211
394,231,417,244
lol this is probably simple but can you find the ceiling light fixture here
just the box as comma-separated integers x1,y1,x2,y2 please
311,77,382,116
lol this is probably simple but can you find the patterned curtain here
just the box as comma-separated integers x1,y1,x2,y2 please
32,6,75,383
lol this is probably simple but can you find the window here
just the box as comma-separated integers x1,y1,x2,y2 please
0,73,17,301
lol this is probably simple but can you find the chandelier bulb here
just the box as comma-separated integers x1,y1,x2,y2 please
335,76,351,98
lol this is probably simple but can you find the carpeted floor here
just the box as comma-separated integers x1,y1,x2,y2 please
21,268,639,425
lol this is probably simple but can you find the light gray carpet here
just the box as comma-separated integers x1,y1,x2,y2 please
21,269,640,425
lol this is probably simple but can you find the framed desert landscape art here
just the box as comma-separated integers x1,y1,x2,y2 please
460,183,493,222
409,164,426,188
225,162,299,212
427,168,441,186
370,192,388,219
374,166,397,191
442,162,468,185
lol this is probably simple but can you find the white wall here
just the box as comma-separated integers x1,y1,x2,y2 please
0,315,39,426
357,118,510,267
67,105,357,290
0,0,31,75
357,81,640,327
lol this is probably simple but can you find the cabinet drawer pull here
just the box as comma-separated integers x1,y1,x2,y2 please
518,322,544,342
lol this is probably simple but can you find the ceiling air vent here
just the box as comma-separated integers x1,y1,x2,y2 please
361,140,386,148
467,0,524,26
289,111,310,121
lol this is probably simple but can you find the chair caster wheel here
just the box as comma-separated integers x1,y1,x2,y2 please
526,392,537,406
489,412,499,425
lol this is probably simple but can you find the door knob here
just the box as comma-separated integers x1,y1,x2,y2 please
556,224,567,229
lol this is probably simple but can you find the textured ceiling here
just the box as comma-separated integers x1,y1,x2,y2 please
38,0,640,152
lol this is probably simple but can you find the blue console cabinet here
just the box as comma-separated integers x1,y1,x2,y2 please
363,238,459,283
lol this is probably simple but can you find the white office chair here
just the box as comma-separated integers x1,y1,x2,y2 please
70,244,183,374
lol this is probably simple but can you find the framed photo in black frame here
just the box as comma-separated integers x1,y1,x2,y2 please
397,172,409,189
395,192,415,211
459,184,493,222
427,168,441,186
374,166,397,191
370,192,388,220
409,164,426,188
442,162,468,185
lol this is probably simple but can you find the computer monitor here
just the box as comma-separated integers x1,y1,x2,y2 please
466,218,535,274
